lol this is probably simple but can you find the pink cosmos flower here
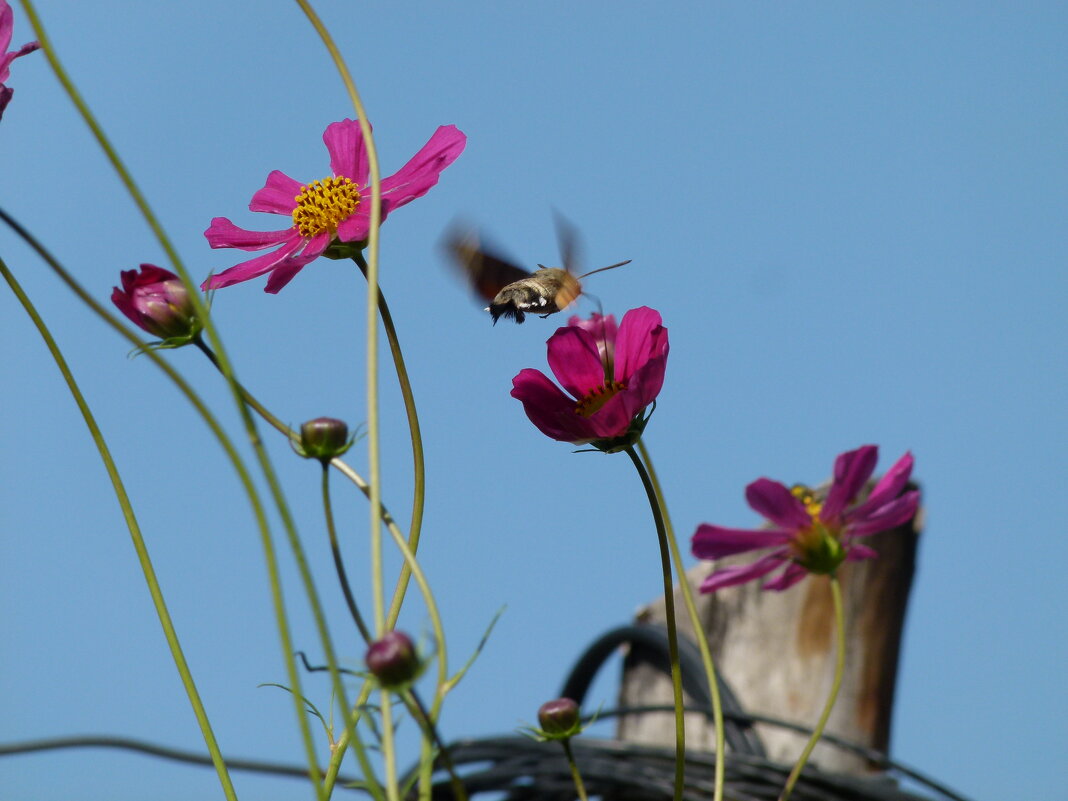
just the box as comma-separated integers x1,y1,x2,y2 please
0,0,40,121
692,445,918,593
202,119,466,293
511,307,668,448
112,264,200,342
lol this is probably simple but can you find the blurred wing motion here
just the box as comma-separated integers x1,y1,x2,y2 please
446,228,581,325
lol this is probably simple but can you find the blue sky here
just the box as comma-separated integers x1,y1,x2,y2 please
1,2,1065,799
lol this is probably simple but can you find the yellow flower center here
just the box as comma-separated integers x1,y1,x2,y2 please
291,176,361,238
574,380,626,418
790,484,823,522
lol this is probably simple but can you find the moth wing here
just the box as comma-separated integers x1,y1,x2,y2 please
552,211,583,275
445,228,531,303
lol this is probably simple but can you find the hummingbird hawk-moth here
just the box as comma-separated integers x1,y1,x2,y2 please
445,217,630,324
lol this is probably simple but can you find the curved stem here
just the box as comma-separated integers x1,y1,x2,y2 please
16,3,327,790
637,440,726,801
778,575,846,801
322,466,372,642
624,446,686,801
352,251,426,632
0,256,237,801
561,739,589,801
404,691,468,801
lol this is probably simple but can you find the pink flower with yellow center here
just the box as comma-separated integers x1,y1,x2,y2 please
691,445,918,592
511,307,668,449
202,119,466,293
0,0,40,121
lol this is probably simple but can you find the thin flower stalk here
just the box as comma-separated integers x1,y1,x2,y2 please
561,740,589,801
352,250,425,636
321,466,372,642
195,340,450,801
778,576,846,801
0,254,238,801
14,5,331,788
637,440,726,801
624,445,687,801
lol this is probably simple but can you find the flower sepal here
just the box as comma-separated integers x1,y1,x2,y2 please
793,524,847,576
322,238,368,261
294,417,359,463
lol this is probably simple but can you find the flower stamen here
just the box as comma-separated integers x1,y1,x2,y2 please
292,176,361,238
574,380,626,417
790,484,823,522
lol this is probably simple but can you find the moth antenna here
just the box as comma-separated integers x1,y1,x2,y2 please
577,259,631,280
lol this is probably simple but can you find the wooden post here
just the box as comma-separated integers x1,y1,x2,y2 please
617,486,921,775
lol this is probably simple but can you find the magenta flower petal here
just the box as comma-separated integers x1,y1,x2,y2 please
248,170,302,214
263,233,331,294
613,307,665,382
620,349,668,416
378,125,467,208
851,451,914,519
846,544,879,561
205,217,294,250
699,553,785,593
822,445,879,521
546,326,607,400
763,563,808,592
325,119,371,186
336,211,371,244
202,236,303,290
692,524,793,559
583,391,640,439
848,490,919,537
745,478,811,530
511,368,597,443
0,0,38,122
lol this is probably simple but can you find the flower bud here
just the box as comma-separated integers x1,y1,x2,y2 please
299,417,352,462
111,264,200,342
365,630,419,689
537,697,581,738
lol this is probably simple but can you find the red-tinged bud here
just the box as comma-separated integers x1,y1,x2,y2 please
537,697,581,738
365,630,419,689
111,264,201,343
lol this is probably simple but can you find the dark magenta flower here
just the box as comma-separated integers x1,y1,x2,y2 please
692,446,918,592
111,264,201,343
203,119,466,293
511,307,668,449
0,0,40,121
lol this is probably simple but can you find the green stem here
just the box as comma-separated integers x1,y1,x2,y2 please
624,446,686,801
778,575,846,801
405,690,468,801
197,341,445,800
352,251,426,631
637,440,726,801
561,739,589,801
16,2,326,789
0,256,238,801
321,466,372,642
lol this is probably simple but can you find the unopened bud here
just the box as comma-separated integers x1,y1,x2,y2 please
537,697,581,737
365,630,419,689
299,417,352,462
